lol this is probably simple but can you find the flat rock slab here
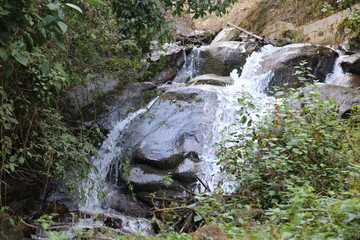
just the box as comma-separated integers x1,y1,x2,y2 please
187,74,234,86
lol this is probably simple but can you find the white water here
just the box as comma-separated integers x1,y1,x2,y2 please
192,45,279,192
325,53,345,84
78,97,159,235
74,42,345,235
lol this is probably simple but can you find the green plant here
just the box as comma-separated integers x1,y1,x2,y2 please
112,0,238,50
216,61,360,208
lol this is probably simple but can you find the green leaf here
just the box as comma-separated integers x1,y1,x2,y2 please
0,7,10,16
41,62,51,76
43,15,55,25
47,2,61,10
18,157,25,164
65,3,83,14
0,48,8,61
193,215,203,222
40,28,47,38
14,53,28,66
57,21,68,33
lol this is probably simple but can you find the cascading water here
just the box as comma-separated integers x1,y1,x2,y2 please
77,98,159,235
70,42,343,236
191,45,279,192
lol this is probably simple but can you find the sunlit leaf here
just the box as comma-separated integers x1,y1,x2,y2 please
57,21,68,33
65,3,83,14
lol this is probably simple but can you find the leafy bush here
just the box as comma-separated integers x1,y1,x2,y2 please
216,63,360,208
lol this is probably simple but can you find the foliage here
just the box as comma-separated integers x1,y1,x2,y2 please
112,0,238,50
217,61,359,208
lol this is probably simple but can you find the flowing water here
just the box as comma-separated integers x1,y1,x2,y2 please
76,43,345,235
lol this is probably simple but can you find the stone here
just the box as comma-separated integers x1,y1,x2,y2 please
187,41,257,77
316,84,360,117
101,183,150,218
123,86,219,170
340,53,360,75
64,75,119,117
259,44,338,93
211,28,240,45
187,74,234,86
152,67,178,84
331,73,360,89
191,222,229,240
82,82,155,133
122,165,185,192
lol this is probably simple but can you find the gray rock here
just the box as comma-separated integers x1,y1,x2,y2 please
64,75,119,117
186,41,258,77
259,44,338,93
123,86,220,170
211,28,240,45
340,53,360,75
82,82,156,132
101,183,150,218
317,84,360,117
187,74,234,86
331,73,360,89
123,165,184,192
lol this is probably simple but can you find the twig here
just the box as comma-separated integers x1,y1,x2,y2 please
227,22,264,41
196,175,211,192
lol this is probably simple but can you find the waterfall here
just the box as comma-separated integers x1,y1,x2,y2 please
325,54,345,84
70,42,343,236
187,45,278,192
78,98,159,234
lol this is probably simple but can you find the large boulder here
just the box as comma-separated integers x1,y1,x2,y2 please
64,75,119,117
258,44,338,93
211,28,240,45
186,41,258,78
317,84,360,117
331,73,360,89
120,85,228,199
82,82,156,133
340,53,360,75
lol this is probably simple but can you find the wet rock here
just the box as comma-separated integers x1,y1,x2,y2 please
316,84,360,117
101,184,150,218
260,45,338,93
173,157,199,182
123,86,219,170
82,82,156,133
122,165,185,192
135,151,186,170
340,53,360,75
104,216,122,229
173,68,192,83
187,74,234,86
331,73,360,89
152,67,177,84
64,75,119,117
190,41,258,77
211,28,240,45
164,90,200,103
191,222,229,240
0,211,23,240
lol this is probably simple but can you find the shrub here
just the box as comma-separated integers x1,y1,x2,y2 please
216,62,360,208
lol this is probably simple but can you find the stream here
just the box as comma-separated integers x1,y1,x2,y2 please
45,41,351,237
